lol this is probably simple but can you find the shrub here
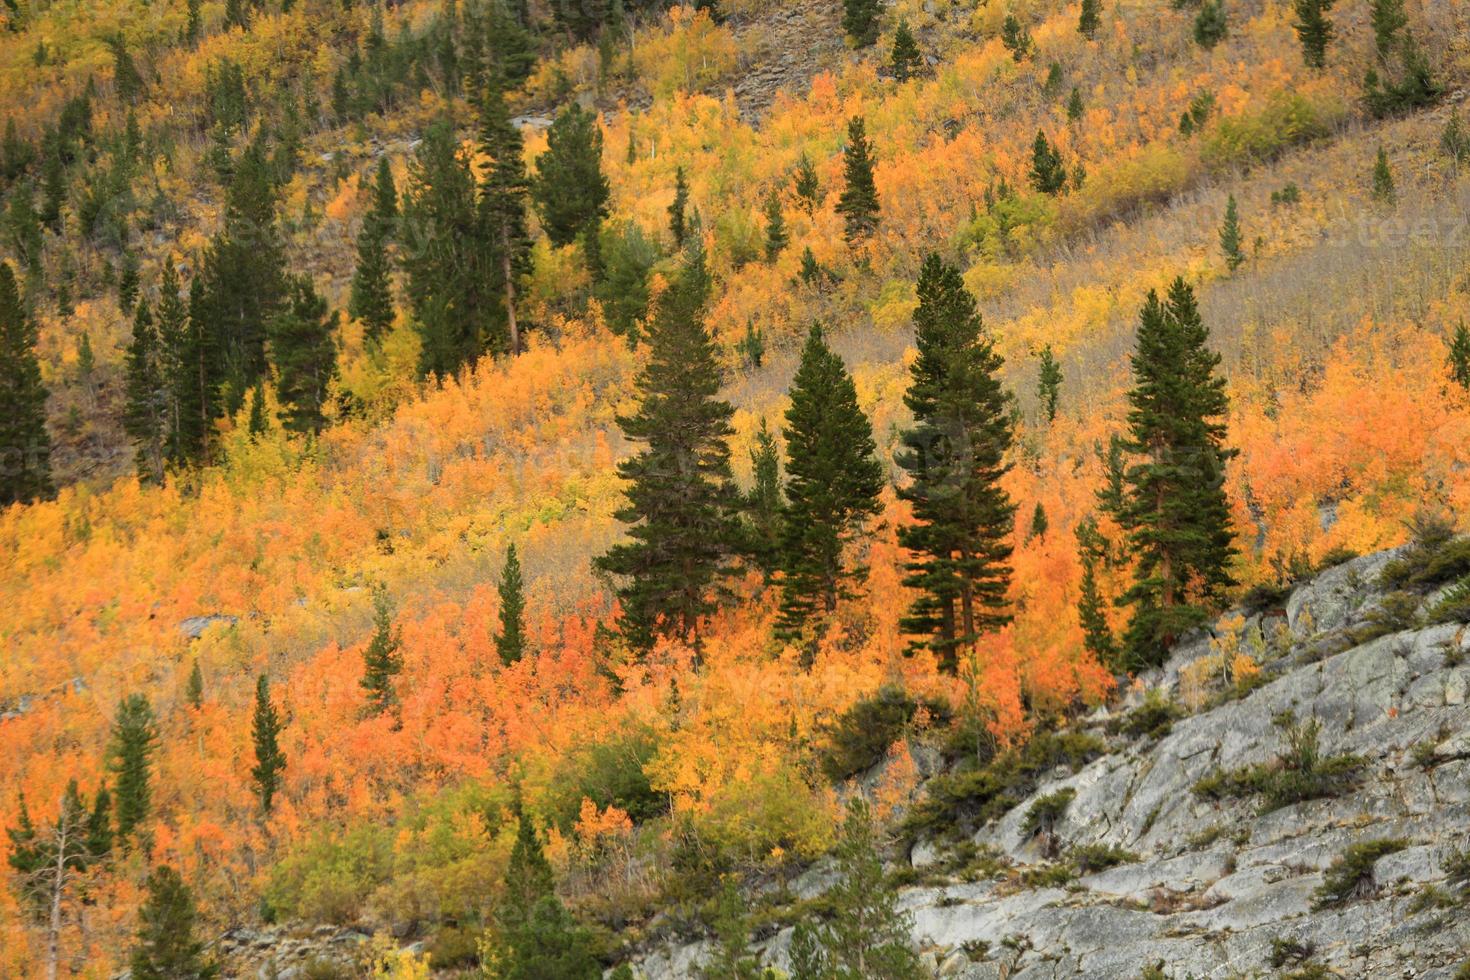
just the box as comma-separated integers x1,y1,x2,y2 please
1192,712,1363,811
428,925,482,968
1241,580,1293,614
1315,546,1358,571
1108,690,1183,740
1408,884,1457,913
1069,843,1139,874
545,726,666,829
1021,789,1075,855
268,824,395,925
1202,92,1340,171
695,766,833,869
1427,576,1470,626
1379,515,1470,589
1313,839,1408,909
1268,936,1315,967
818,685,948,783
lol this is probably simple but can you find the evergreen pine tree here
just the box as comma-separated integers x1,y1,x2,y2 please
594,246,742,652
890,19,922,82
84,784,112,860
1292,0,1334,69
162,258,214,467
896,255,1016,675
836,116,879,245
1075,519,1118,671
842,0,881,48
196,138,287,408
250,674,286,814
360,587,403,717
224,0,249,31
1037,344,1061,422
1001,15,1033,61
1219,193,1244,271
108,694,158,846
349,156,398,346
185,0,202,44
185,660,204,709
796,799,925,979
496,544,528,666
1362,32,1441,119
1067,86,1085,122
531,103,610,248
1446,321,1470,392
246,383,268,437
1078,0,1101,39
762,188,787,263
1027,501,1049,541
400,117,488,379
1117,279,1237,667
479,74,534,355
793,153,820,213
6,179,43,272
0,261,53,506
129,866,218,980
799,246,823,287
776,324,885,637
1371,145,1395,204
1029,131,1067,195
108,35,145,102
268,275,337,435
668,166,689,248
503,802,554,923
39,141,64,230
1193,0,1227,50
123,299,167,485
1369,0,1405,61
491,896,600,980
701,878,762,979
742,418,783,582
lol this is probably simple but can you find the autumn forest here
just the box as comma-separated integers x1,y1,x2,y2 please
1,0,1469,974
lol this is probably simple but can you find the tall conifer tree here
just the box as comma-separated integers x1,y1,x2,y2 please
531,103,609,249
250,674,286,814
360,587,403,717
595,245,742,652
836,117,879,245
1037,344,1062,422
268,275,337,435
496,543,527,666
123,299,167,485
1292,0,1334,68
479,74,534,355
129,866,218,980
0,261,52,506
776,324,884,637
1116,278,1237,667
896,255,1016,674
108,694,158,846
742,419,783,582
349,156,398,345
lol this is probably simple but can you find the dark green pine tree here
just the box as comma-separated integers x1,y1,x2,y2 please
1219,193,1244,271
360,587,403,718
896,255,1016,675
1447,321,1470,392
1193,0,1227,50
349,156,398,346
795,799,925,979
793,153,821,213
1371,145,1395,203
776,323,885,638
762,188,787,263
1292,0,1334,69
1027,501,1049,541
108,35,145,101
1075,518,1119,672
1369,0,1406,61
268,276,338,435
196,138,287,409
479,74,534,356
129,866,218,980
1117,278,1238,667
1037,344,1062,422
6,179,43,272
249,674,286,815
742,418,783,582
123,299,167,486
108,693,159,847
668,166,689,248
39,141,65,230
185,659,204,709
163,259,215,468
890,19,922,82
85,783,113,860
594,245,742,652
496,543,528,666
184,0,202,44
400,117,489,379
1078,0,1102,39
503,801,554,924
0,261,53,507
1067,86,1085,122
1029,131,1067,195
531,103,610,248
836,116,880,245
1001,15,1033,61
842,0,881,47
224,0,249,32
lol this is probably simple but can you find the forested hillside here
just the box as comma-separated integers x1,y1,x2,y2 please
1,0,1468,973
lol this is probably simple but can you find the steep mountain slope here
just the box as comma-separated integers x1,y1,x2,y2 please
632,545,1470,977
